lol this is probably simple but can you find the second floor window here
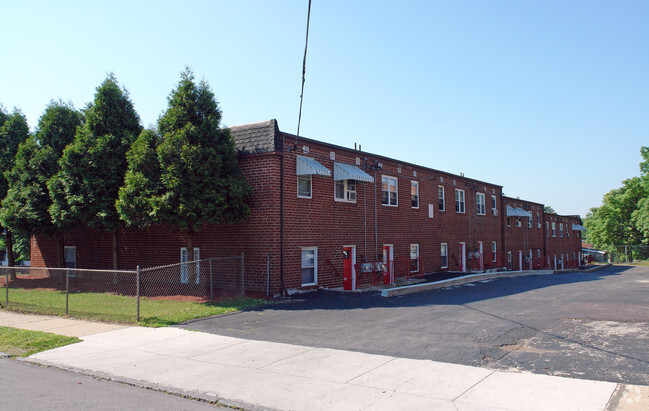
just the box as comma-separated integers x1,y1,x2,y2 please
455,189,465,213
297,175,312,198
476,193,485,215
492,195,497,215
411,181,419,208
552,222,557,237
335,179,356,202
382,176,397,206
438,186,445,211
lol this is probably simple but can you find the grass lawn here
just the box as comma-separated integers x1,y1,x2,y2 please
1,287,269,327
0,326,80,357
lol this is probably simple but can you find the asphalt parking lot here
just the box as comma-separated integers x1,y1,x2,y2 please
180,265,649,386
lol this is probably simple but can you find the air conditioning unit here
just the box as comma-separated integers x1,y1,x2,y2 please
347,192,356,201
493,209,498,216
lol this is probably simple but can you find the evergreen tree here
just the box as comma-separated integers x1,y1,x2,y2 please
0,108,30,274
118,68,251,282
48,75,142,269
0,102,82,267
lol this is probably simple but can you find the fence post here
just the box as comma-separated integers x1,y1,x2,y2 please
5,269,8,307
65,269,69,315
241,252,245,296
136,266,140,322
267,252,270,297
209,258,213,302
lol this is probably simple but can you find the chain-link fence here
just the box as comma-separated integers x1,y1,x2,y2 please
0,254,246,325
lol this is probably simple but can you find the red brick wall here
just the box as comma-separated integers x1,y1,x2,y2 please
544,213,582,268
281,136,503,289
503,198,546,270
31,153,284,294
30,131,583,294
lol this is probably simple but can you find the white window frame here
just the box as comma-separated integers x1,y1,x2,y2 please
297,174,312,198
381,176,398,206
301,247,318,286
64,246,77,269
537,212,541,228
507,217,511,227
491,195,497,215
440,243,448,269
515,217,522,227
546,221,549,237
438,186,445,211
528,214,533,228
492,241,497,262
180,247,200,284
411,180,419,209
552,222,557,237
335,179,357,203
560,223,564,237
410,243,419,272
455,189,465,213
476,193,485,215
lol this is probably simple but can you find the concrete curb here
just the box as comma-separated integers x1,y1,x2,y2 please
381,264,613,297
18,357,276,411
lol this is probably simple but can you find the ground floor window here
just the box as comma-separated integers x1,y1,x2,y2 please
410,244,419,272
180,247,200,284
64,246,76,269
301,247,317,285
440,243,448,268
491,241,497,262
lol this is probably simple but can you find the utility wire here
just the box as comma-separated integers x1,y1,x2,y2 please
295,0,312,146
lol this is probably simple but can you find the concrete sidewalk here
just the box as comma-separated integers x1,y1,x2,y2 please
0,310,126,337
2,311,647,410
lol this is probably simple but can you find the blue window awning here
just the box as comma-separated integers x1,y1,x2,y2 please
296,156,331,176
506,206,531,218
333,162,374,183
572,223,586,231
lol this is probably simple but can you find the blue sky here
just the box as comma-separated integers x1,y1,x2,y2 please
1,1,647,218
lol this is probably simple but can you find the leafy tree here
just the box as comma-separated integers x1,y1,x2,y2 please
0,102,82,268
543,205,556,214
118,68,251,282
0,108,30,273
584,177,646,247
48,75,142,269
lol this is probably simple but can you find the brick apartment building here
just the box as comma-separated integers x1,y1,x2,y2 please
30,119,584,295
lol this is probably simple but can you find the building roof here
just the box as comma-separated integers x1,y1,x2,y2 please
228,119,281,154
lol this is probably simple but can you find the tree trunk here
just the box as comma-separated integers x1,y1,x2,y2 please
186,230,196,285
57,232,65,268
6,230,16,280
112,229,119,284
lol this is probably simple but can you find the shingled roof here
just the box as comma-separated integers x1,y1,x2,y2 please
228,119,281,154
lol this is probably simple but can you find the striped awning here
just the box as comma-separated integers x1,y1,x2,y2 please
296,156,331,176
506,206,531,218
572,223,586,231
333,162,374,183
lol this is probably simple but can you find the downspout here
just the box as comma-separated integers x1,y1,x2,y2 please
500,194,506,267
374,168,378,262
279,134,287,296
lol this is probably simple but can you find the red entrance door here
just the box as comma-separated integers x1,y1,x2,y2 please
343,247,353,290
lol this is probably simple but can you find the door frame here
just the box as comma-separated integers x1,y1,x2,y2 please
459,242,466,273
382,244,394,284
342,245,356,290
